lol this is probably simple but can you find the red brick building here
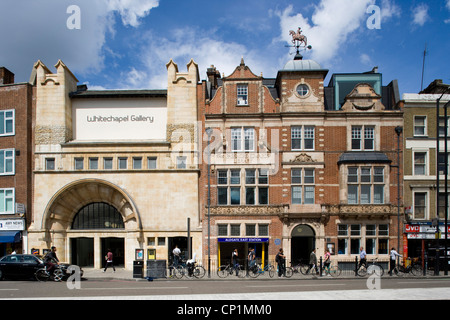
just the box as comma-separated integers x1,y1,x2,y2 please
198,55,403,268
0,67,35,255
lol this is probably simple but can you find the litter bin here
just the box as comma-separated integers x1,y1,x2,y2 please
147,260,166,279
133,260,143,278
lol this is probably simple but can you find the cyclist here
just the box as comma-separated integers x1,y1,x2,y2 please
44,246,59,276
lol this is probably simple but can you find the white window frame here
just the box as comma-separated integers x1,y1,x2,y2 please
413,191,429,220
413,151,427,176
351,126,375,151
0,188,15,214
0,148,15,175
237,84,248,105
0,109,15,136
291,126,315,151
231,127,255,152
291,168,315,204
347,166,385,205
414,116,427,137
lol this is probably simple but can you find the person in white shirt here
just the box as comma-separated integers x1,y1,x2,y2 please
173,245,181,268
389,247,402,276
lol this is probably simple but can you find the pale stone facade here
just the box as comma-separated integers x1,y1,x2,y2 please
28,59,202,270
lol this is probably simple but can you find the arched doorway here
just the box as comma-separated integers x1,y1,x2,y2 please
291,224,315,264
71,202,125,267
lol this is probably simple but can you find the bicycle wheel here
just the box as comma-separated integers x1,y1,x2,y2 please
300,264,310,275
284,267,294,278
35,269,49,282
217,265,230,278
357,266,368,277
396,266,407,277
193,266,206,279
174,266,185,279
248,265,260,278
329,266,342,277
237,265,246,278
268,265,275,278
53,269,64,282
411,265,423,277
367,265,383,277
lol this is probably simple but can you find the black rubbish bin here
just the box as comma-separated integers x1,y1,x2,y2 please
147,260,166,279
133,260,144,278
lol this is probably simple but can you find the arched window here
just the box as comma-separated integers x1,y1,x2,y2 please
72,202,124,230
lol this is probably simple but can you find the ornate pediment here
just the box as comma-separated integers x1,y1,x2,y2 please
290,153,316,164
341,83,385,112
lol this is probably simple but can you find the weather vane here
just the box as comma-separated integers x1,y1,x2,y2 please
286,27,312,59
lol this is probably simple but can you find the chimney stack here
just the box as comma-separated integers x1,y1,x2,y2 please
0,67,15,85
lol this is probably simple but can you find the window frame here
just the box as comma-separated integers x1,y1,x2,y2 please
0,148,15,175
0,109,15,137
0,188,15,214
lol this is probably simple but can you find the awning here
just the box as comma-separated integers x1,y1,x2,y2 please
337,152,391,165
0,231,22,243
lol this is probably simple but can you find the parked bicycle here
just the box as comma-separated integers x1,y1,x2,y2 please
174,260,206,279
247,263,276,278
357,258,385,277
391,258,423,277
217,263,245,278
35,265,64,282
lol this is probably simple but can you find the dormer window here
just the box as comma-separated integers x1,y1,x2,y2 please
237,84,248,105
296,84,309,97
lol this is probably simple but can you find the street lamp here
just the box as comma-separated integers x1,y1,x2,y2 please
206,127,213,278
395,126,403,262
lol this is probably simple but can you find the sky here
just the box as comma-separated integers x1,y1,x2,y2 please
0,0,449,97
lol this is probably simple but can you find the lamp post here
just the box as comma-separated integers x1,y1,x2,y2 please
395,126,403,261
206,127,213,278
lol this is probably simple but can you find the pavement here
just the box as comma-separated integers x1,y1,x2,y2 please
82,267,450,281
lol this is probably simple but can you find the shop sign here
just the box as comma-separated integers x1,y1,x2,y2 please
218,238,269,243
0,219,25,231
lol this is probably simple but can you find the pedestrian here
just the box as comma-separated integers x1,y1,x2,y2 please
275,248,286,277
103,248,116,273
248,247,256,268
308,249,318,275
358,247,367,270
232,248,239,276
323,248,331,276
389,247,402,276
173,245,181,268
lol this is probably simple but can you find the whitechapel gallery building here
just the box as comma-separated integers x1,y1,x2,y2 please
28,59,202,270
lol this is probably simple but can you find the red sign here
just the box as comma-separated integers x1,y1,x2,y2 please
405,224,420,233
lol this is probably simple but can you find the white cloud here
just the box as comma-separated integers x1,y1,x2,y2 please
118,28,266,89
360,53,372,65
0,0,159,82
412,4,429,26
380,0,401,22
276,0,372,65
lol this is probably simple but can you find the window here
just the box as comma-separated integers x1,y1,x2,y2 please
45,158,55,171
296,84,309,97
217,168,269,205
176,156,186,169
351,126,375,151
218,224,228,236
218,223,269,237
259,224,269,236
439,117,450,137
291,168,315,204
0,188,14,214
413,152,426,175
104,158,113,170
237,84,248,105
414,192,427,220
230,224,240,236
147,157,157,169
291,126,315,150
118,157,128,170
89,158,98,170
246,224,256,236
347,166,385,204
133,157,142,169
414,116,426,136
0,110,14,136
71,202,125,230
231,127,255,152
0,149,14,175
74,158,84,170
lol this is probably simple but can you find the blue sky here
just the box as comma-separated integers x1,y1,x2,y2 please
1,0,449,96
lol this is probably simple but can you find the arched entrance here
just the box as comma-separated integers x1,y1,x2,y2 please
291,224,315,264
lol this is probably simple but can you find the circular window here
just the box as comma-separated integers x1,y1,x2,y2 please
296,84,309,97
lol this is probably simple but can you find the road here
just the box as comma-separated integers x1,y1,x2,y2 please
1,277,450,300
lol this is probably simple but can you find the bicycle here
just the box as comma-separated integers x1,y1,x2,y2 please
322,263,342,277
257,263,275,278
357,258,385,277
274,263,294,278
35,265,64,282
391,259,423,277
217,263,245,278
175,260,206,279
299,263,319,276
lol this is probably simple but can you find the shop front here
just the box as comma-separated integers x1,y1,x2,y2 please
217,237,269,267
0,219,25,256
405,222,450,260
